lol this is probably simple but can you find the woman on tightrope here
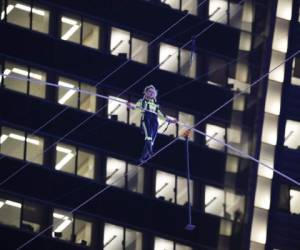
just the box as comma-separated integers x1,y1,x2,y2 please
128,85,177,162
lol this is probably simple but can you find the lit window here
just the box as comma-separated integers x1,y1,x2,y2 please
21,202,44,233
154,237,173,250
176,176,193,206
129,100,141,126
82,21,100,49
0,197,21,228
284,120,300,149
155,170,175,203
2,1,49,33
264,80,282,116
219,219,232,236
106,157,126,188
205,124,225,151
0,126,44,164
254,176,271,210
58,77,79,108
104,223,142,250
3,62,28,94
0,127,25,160
3,61,46,98
226,155,238,173
127,163,144,193
272,18,290,53
261,113,278,146
5,0,30,28
291,58,300,86
31,4,49,33
108,96,128,123
205,186,224,217
209,0,227,24
250,208,268,244
77,150,95,179
290,189,300,214
61,15,81,44
131,37,148,64
276,0,292,20
178,111,194,141
250,242,265,250
258,143,275,179
181,0,198,15
269,51,285,83
52,209,72,241
25,134,44,165
159,43,178,73
55,143,76,174
110,27,130,57
74,218,92,246
79,83,96,113
180,48,196,78
162,0,180,10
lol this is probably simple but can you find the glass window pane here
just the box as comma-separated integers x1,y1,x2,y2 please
61,15,81,43
158,116,176,137
28,68,46,98
127,164,144,193
264,80,282,116
159,43,178,73
276,0,292,20
6,0,30,28
58,77,79,108
74,218,92,246
32,5,49,33
106,157,126,188
272,18,289,53
110,27,130,57
21,201,44,233
80,83,96,113
3,61,28,94
0,197,21,228
225,191,245,220
290,189,300,214
108,96,128,123
219,219,232,236
52,209,72,241
284,120,300,149
205,186,224,217
82,21,99,49
261,113,278,146
129,103,141,127
77,150,95,179
162,0,180,9
181,0,197,15
55,143,76,174
209,0,228,24
154,237,173,250
254,177,271,210
206,124,226,151
178,112,194,141
131,38,148,64
250,208,268,244
269,51,285,83
155,170,175,203
291,58,300,86
26,135,44,164
103,223,123,250
258,143,275,179
180,48,196,78
125,228,142,250
177,176,193,206
0,127,25,160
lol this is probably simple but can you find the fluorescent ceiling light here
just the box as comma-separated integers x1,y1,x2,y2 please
55,153,74,170
3,69,12,79
58,80,77,105
54,219,72,232
1,5,14,20
32,8,45,16
15,3,30,12
0,135,8,144
8,133,40,145
5,200,22,208
56,146,73,154
53,212,68,220
61,24,80,41
61,17,78,25
11,67,42,80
